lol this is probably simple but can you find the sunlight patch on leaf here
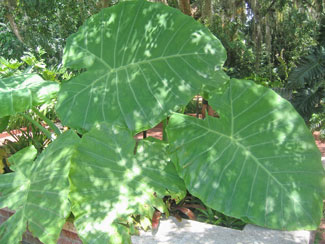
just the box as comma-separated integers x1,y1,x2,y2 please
0,131,80,244
0,74,59,118
57,0,227,133
167,79,325,230
70,122,186,243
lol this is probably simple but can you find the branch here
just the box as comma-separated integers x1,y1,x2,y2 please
5,12,24,43
178,0,191,16
263,0,276,16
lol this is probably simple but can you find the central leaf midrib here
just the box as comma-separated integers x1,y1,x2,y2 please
227,91,316,224
64,51,208,108
94,51,207,73
193,121,315,224
191,118,286,192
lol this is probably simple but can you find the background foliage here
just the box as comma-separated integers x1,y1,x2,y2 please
0,0,324,242
1,0,323,78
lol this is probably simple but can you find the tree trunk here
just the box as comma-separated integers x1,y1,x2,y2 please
178,0,191,16
255,21,262,70
265,15,272,78
202,0,212,25
247,0,262,71
5,12,24,44
101,0,111,8
3,1,24,44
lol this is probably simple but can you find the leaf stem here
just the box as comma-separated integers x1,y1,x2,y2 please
162,118,168,142
31,107,61,136
21,113,53,140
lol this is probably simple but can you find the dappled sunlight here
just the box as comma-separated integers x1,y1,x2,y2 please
157,13,169,29
0,74,59,118
191,30,207,44
70,122,186,243
204,43,217,55
0,131,79,243
56,0,227,134
167,78,325,230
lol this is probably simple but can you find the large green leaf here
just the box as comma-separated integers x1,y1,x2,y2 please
0,131,80,243
70,122,186,243
167,79,325,230
57,0,227,133
0,73,59,117
0,116,9,133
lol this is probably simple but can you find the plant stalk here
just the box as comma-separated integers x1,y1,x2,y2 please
21,113,53,140
31,107,61,135
162,118,168,142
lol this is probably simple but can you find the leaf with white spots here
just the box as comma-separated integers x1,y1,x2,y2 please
57,0,227,133
167,79,325,230
70,122,186,243
0,131,80,243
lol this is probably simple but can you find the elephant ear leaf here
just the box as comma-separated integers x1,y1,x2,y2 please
0,74,59,118
57,0,227,134
70,122,186,244
0,131,80,244
167,78,325,230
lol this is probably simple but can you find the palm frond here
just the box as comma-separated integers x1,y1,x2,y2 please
291,87,325,121
272,87,293,100
288,46,325,89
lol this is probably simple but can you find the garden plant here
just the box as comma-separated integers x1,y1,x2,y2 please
0,1,324,243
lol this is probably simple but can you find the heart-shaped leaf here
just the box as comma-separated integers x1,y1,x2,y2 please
70,122,186,243
0,74,59,117
0,131,80,243
57,0,227,133
167,79,325,230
